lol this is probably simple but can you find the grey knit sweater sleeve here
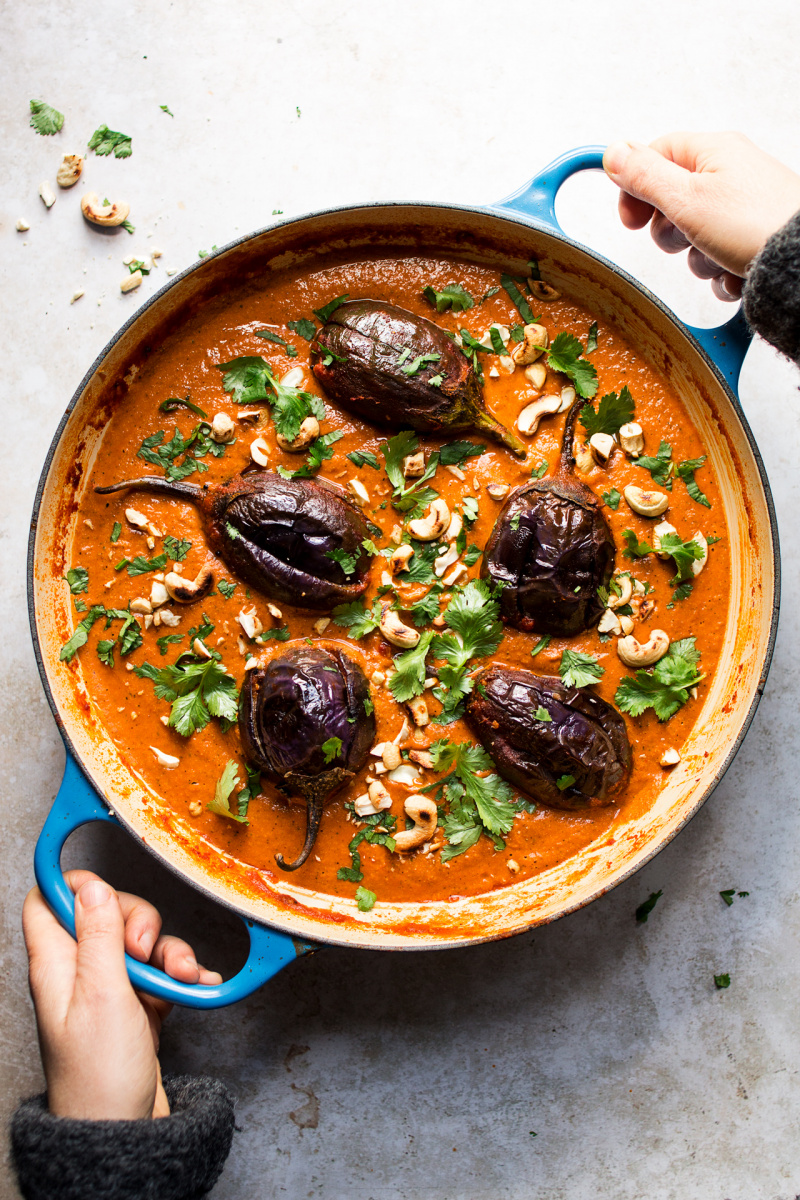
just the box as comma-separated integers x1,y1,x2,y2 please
743,208,800,365
9,1075,235,1200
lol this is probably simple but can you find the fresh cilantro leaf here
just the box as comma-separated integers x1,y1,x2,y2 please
408,587,442,627
439,440,485,467
215,356,271,405
278,430,344,479
207,759,248,823
615,638,705,721
546,332,598,399
355,885,377,912
422,283,474,313
313,294,349,323
389,630,435,703
261,626,291,642
156,633,183,656
96,639,116,667
636,441,674,489
431,739,516,839
457,329,490,377
622,529,653,560
534,706,552,722
658,532,706,584
676,456,711,507
110,521,122,543
288,318,317,341
159,396,208,418
380,430,441,516
215,355,324,443
60,605,106,662
325,547,358,577
160,104,174,117
235,763,261,820
255,329,299,358
603,488,621,511
530,635,551,657
500,274,537,324
162,536,191,562
579,386,634,437
526,259,541,280
347,450,380,470
127,258,151,276
636,890,663,923
488,326,506,354
559,648,604,689
556,774,576,791
714,973,731,990
117,612,143,657
29,99,64,135
530,460,549,480
440,807,483,861
431,581,503,718
74,599,87,612
217,580,237,601
65,566,89,595
480,286,500,303
462,496,479,525
331,598,382,639
322,736,343,763
671,581,694,604
135,657,238,737
586,322,599,353
88,124,132,158
127,552,168,576
401,352,441,377
464,544,482,567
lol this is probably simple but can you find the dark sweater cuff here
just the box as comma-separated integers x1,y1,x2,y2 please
10,1074,235,1200
743,208,800,364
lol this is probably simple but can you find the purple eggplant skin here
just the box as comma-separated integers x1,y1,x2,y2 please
239,644,375,870
481,401,614,635
310,299,525,457
95,472,370,611
466,666,632,811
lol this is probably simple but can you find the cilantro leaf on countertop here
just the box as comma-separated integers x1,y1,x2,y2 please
636,441,674,489
422,283,474,313
676,455,711,507
30,99,64,135
546,332,598,399
579,386,634,437
207,759,248,824
559,648,604,689
615,637,704,722
88,124,132,158
389,630,435,703
714,973,731,990
135,656,238,737
636,890,663,923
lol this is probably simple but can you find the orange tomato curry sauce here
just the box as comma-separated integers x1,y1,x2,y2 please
68,255,728,905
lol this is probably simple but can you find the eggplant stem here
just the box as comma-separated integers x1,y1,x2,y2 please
475,409,526,459
94,476,202,501
559,398,584,474
275,795,324,872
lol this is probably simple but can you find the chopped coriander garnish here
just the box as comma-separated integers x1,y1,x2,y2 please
622,529,653,560
546,332,598,399
530,460,549,480
615,637,705,721
156,633,183,656
534,706,552,722
330,597,382,640
288,317,317,341
389,630,435,704
439,440,485,467
29,99,64,136
110,521,122,543
159,395,208,418
658,532,706,584
325,547,358,577
602,488,621,511
313,294,349,323
676,456,711,507
500,274,537,325
254,329,299,358
160,104,174,117
401,352,441,377
60,605,107,662
277,430,344,479
207,760,248,824
635,890,663,923
510,513,521,531
430,581,504,721
65,566,89,595
559,648,604,689
127,552,168,576
714,973,731,990
217,580,238,600
88,124,132,158
162,536,191,562
322,736,343,763
636,441,673,490
586,322,599,354
422,283,474,313
579,386,634,437
555,774,576,791
135,656,238,737
215,355,324,443
355,885,377,912
530,635,551,657
347,450,380,470
433,738,516,860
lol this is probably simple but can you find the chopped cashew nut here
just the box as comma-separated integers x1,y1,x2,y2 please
158,609,181,628
347,478,370,507
618,614,635,636
517,394,562,436
237,606,263,640
402,451,426,478
81,192,130,227
624,485,669,517
382,744,402,771
524,361,547,391
387,763,421,786
653,521,678,558
164,565,214,604
434,544,459,578
70,290,84,304
244,657,259,671
313,617,331,634
498,355,516,374
210,412,236,443
445,512,463,542
56,154,83,188
368,780,393,811
446,464,466,481
487,483,509,501
608,573,634,608
266,602,283,620
237,409,261,422
511,323,548,366
189,800,203,817
573,441,595,472
661,748,681,767
354,793,381,817
150,580,169,607
250,436,270,467
192,638,212,660
393,795,438,852
619,422,644,457
528,279,560,302
589,432,615,467
691,532,709,576
443,563,468,587
390,544,415,574
151,746,180,768
617,629,670,668
393,717,411,745
280,366,305,389
558,385,576,413
489,366,500,379
408,497,450,541
39,182,56,209
277,415,319,452
507,858,520,873
598,609,622,636
379,604,419,648
125,507,149,530
380,570,394,589
121,271,143,294
639,599,657,622
409,749,434,769
15,218,30,232
407,696,429,727
371,670,385,686
129,597,152,615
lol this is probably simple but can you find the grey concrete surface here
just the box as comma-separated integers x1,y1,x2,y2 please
2,2,800,1197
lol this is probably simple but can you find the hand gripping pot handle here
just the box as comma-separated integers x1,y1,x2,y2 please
495,144,752,394
34,753,309,1009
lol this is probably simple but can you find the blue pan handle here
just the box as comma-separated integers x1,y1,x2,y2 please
496,145,753,393
35,753,306,1009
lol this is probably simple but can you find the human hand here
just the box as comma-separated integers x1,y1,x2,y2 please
23,870,222,1121
603,132,800,300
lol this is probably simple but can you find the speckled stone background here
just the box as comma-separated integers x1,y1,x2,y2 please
2,2,800,1197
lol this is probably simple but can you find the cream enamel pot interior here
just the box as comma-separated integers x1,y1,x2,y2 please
29,148,779,1008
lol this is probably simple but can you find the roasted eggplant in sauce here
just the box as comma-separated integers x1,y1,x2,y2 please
311,299,525,457
481,400,615,635
95,471,370,610
239,645,375,870
466,666,632,810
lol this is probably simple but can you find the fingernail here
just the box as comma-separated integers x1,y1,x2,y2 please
183,954,199,971
79,880,113,909
604,141,633,176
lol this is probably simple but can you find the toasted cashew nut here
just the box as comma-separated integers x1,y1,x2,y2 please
164,564,214,604
280,366,305,389
434,544,459,577
617,629,670,667
619,422,644,457
250,436,270,467
486,483,509,501
661,748,681,767
402,451,426,478
129,596,152,615
607,573,634,609
517,393,562,436
409,748,434,769
624,485,669,517
573,440,595,473
81,192,130,227
407,696,429,727
528,279,561,302
367,780,393,811
276,415,319,452
408,497,450,541
210,412,236,444
380,603,420,648
120,271,143,294
390,544,415,574
691,532,709,576
511,323,549,366
382,743,402,771
125,506,149,530
39,182,56,209
558,385,576,413
348,478,370,507
589,432,615,467
653,521,678,558
237,605,263,639
524,361,547,391
618,614,635,636
57,154,84,188
151,746,180,769
445,512,463,542
192,637,213,660
150,580,169,608
393,795,438,852
598,608,622,635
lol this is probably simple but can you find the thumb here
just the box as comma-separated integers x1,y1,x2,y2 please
73,879,131,999
604,141,696,221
